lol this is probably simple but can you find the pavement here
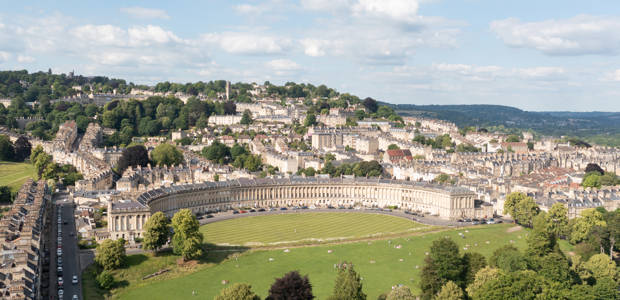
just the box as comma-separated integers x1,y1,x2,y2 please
197,207,472,227
51,194,83,300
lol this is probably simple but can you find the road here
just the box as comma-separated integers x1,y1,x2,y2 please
52,194,82,300
198,207,470,227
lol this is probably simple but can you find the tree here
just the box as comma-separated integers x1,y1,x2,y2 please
526,212,556,257
582,173,602,188
202,141,230,164
116,145,150,174
462,252,486,286
304,113,317,127
386,285,415,300
546,203,569,238
388,144,399,150
171,209,203,261
513,196,539,227
583,254,618,283
151,144,184,167
267,271,314,300
420,238,464,300
591,277,618,300
95,239,126,270
363,97,378,113
505,135,521,142
0,135,14,161
240,109,252,125
96,270,115,290
223,101,236,115
142,212,170,253
503,192,527,217
215,283,260,300
469,270,543,300
13,136,31,162
489,245,526,273
570,209,606,244
330,263,366,300
434,281,464,300
0,186,12,203
584,163,604,175
537,253,571,284
465,267,502,297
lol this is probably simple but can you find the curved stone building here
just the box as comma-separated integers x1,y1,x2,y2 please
137,177,478,219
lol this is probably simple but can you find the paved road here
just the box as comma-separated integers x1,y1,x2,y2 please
198,207,472,227
53,195,82,300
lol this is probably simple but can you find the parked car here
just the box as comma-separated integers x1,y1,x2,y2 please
58,289,64,298
232,210,239,214
57,266,63,275
258,208,266,212
269,207,277,211
72,275,78,284
58,276,63,286
206,214,214,218
72,295,79,300
280,207,288,210
249,209,256,213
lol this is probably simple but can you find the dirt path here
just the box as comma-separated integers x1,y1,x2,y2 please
506,226,523,233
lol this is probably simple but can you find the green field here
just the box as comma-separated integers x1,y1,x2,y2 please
86,220,554,300
201,212,430,246
0,161,36,192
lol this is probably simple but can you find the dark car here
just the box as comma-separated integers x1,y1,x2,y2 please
206,214,214,218
249,209,256,213
327,205,336,209
301,206,308,209
258,208,266,212
232,210,239,214
280,207,288,210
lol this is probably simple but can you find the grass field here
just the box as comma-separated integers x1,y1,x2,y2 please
0,161,36,192
201,212,431,246
86,221,564,300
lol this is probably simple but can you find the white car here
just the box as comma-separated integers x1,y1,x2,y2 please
58,276,63,286
57,249,62,256
72,275,78,284
58,289,64,298
72,295,79,300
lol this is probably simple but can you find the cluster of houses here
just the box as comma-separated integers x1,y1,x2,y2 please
0,180,51,299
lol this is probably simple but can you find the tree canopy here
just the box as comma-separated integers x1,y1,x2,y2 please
151,144,184,167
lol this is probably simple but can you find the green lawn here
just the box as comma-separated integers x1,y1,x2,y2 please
201,212,430,246
97,223,547,300
0,161,36,192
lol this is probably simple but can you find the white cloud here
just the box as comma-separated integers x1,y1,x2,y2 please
72,25,127,47
300,38,329,56
17,55,35,63
267,59,300,71
490,15,620,55
120,7,170,20
0,51,10,62
515,67,565,79
128,25,183,46
353,0,419,22
203,32,290,55
300,0,351,11
234,4,267,15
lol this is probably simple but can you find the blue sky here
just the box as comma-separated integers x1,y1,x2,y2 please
1,1,620,111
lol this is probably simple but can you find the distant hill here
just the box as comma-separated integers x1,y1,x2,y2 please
391,104,620,146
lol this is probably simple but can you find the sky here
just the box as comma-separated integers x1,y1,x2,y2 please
1,1,620,111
